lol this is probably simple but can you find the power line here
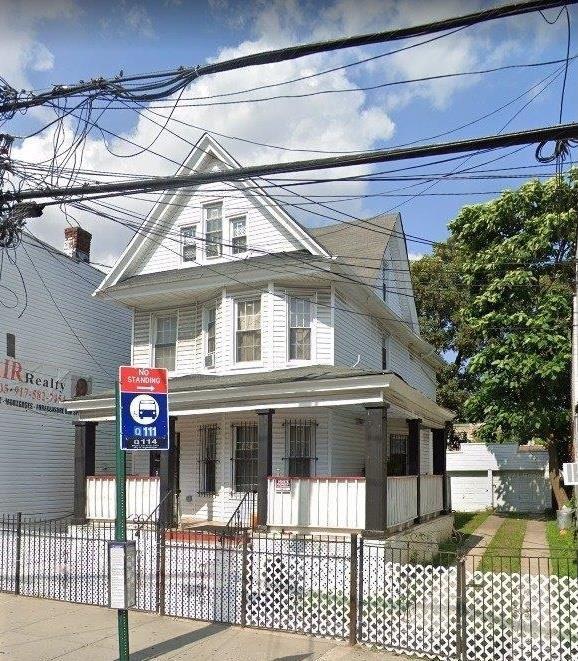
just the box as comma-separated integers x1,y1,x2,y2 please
1,0,573,116
7,123,578,204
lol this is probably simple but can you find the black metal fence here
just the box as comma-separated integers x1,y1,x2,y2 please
1,513,578,661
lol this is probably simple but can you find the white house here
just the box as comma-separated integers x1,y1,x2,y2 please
447,443,551,512
0,229,130,516
66,134,453,535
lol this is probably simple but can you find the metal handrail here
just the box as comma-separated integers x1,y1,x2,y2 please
134,489,178,537
220,490,256,542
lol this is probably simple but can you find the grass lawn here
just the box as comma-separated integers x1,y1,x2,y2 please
437,510,492,559
479,516,526,573
545,517,577,578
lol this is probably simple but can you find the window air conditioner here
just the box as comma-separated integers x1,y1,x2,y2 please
204,353,215,368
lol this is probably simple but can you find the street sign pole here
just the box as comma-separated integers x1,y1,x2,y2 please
114,380,129,661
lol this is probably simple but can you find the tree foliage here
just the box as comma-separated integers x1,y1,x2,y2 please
450,173,577,447
412,172,578,506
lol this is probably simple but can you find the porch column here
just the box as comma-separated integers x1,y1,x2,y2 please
364,404,389,533
256,409,275,528
407,418,421,522
432,422,452,513
72,421,96,524
159,417,178,528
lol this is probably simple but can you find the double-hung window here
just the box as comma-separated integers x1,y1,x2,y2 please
204,305,216,368
204,203,222,258
284,419,317,477
181,225,197,263
230,216,247,254
236,298,261,363
198,424,218,494
154,314,177,371
288,296,312,361
232,424,258,492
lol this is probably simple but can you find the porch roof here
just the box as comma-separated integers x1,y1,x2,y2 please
65,366,454,427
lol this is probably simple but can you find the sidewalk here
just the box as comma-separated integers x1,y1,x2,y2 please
0,594,415,660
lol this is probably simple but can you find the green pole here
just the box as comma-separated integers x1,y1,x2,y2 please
114,380,129,660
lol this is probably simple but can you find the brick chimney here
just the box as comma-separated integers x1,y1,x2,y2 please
64,227,92,263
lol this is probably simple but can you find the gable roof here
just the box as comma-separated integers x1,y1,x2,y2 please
307,213,399,283
95,133,330,294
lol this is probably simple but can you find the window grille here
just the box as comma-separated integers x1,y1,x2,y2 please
236,299,261,362
181,225,197,262
149,451,161,477
205,203,222,257
230,216,247,254
388,433,408,476
283,419,317,477
154,314,177,371
198,424,218,494
232,423,258,492
289,297,312,360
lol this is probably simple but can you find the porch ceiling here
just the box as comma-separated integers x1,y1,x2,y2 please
65,366,453,427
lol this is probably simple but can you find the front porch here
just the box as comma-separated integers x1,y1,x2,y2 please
67,367,452,536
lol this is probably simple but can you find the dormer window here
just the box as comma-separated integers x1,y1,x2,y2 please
230,216,247,254
181,225,197,263
205,203,222,258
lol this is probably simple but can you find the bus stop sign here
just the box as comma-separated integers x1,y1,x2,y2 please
119,366,169,451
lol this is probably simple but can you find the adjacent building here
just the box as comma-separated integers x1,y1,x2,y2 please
0,229,130,515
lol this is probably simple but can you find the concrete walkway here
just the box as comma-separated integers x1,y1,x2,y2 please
521,518,549,575
462,514,504,571
0,594,416,661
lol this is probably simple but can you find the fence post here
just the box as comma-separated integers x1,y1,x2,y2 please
156,523,167,616
456,554,467,661
349,534,358,646
240,531,249,627
14,512,22,595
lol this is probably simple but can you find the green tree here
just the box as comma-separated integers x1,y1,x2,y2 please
411,238,477,416
449,172,577,507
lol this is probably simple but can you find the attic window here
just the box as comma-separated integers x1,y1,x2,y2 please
181,225,197,262
205,203,222,257
230,216,247,254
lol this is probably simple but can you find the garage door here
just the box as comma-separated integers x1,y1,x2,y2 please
492,470,550,512
449,472,491,511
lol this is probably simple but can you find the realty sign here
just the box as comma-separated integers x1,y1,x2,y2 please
119,366,169,451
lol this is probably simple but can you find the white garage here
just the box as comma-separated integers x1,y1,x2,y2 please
447,443,551,513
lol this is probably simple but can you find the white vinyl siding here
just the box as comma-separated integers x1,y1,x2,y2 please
0,234,131,515
135,182,302,275
132,310,151,367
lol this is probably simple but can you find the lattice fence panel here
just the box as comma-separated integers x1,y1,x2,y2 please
358,543,457,660
245,536,351,639
464,569,578,661
163,538,243,624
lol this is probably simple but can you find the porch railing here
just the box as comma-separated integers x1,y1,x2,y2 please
267,477,365,529
387,476,418,527
420,474,443,517
86,475,160,521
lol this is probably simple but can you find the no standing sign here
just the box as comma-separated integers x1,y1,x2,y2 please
119,366,169,451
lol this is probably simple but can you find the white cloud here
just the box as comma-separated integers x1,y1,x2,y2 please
7,0,568,263
0,1,76,89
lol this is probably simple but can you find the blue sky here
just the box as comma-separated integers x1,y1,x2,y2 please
3,0,577,263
